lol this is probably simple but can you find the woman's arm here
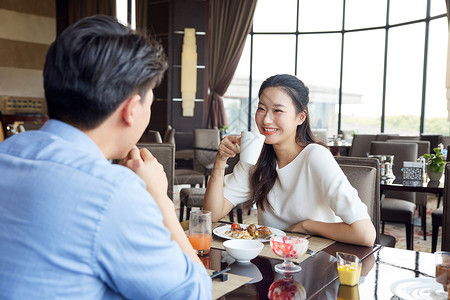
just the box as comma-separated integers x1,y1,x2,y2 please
286,219,376,247
203,136,240,222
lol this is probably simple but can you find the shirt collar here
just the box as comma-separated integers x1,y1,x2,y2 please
40,119,106,160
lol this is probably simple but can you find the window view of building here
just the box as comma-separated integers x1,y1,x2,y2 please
223,0,448,140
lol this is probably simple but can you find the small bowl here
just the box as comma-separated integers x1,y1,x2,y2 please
223,239,264,263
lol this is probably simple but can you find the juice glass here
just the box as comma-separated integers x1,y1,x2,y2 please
337,284,360,300
435,251,450,291
188,210,212,255
336,252,362,286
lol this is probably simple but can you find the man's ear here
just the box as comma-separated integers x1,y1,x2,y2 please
121,94,141,126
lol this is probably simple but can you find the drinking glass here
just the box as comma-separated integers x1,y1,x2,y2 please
268,277,306,300
270,236,309,275
435,251,450,292
337,284,360,300
336,252,362,286
188,210,212,255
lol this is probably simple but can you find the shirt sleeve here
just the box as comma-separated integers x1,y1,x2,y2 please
223,160,254,206
305,145,370,224
92,174,211,300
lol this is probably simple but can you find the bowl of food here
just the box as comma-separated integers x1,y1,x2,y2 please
223,239,264,263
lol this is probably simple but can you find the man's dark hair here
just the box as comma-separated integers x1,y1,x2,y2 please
43,15,168,130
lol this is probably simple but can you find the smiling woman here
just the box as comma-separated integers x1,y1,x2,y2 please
203,74,376,247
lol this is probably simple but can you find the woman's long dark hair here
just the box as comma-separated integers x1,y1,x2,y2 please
248,74,321,212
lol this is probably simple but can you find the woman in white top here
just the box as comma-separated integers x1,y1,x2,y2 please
203,74,376,246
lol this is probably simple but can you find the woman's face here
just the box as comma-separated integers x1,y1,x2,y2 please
255,87,306,147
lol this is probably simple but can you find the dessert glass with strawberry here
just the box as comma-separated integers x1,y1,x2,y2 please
270,236,309,274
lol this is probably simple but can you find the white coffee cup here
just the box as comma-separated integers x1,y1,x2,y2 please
240,131,266,165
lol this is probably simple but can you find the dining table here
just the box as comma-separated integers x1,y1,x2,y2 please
205,222,440,300
380,177,444,197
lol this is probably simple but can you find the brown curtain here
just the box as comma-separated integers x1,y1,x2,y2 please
447,0,450,19
135,0,148,32
205,0,257,129
68,0,116,26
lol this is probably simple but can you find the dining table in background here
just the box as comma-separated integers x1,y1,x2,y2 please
380,177,444,197
381,176,444,207
328,142,351,157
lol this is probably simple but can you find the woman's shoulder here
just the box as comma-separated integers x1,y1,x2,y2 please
301,143,331,157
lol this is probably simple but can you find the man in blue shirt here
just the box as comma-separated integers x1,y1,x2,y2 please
0,15,211,299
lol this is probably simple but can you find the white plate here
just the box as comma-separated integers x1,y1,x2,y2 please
213,224,286,242
390,277,447,300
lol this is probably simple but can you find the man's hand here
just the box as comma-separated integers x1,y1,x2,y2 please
120,146,168,201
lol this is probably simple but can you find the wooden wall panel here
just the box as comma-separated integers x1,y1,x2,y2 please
0,0,55,98
0,0,55,18
0,39,48,70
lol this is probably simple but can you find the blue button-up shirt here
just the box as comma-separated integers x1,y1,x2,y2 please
0,120,211,299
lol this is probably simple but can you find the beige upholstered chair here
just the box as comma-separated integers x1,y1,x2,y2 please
167,127,205,190
349,134,377,157
339,165,379,243
420,134,441,151
370,141,418,250
311,129,328,144
386,139,430,240
179,153,242,223
140,130,163,143
439,136,450,149
375,134,391,141
163,125,175,144
386,135,420,141
335,156,396,247
193,129,221,183
137,142,175,199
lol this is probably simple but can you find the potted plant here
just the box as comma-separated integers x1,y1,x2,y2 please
219,125,229,139
423,147,446,181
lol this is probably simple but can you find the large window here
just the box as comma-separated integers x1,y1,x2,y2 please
223,0,448,139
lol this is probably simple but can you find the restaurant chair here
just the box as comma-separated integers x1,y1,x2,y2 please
174,131,194,162
439,136,450,149
439,163,450,252
370,141,418,250
137,142,175,199
139,130,163,143
335,156,396,247
387,139,430,240
348,134,376,157
193,128,221,184
163,125,175,144
179,187,206,221
432,206,442,252
168,127,205,190
420,134,441,151
375,134,391,141
386,135,420,141
312,129,328,144
141,126,204,191
178,154,243,223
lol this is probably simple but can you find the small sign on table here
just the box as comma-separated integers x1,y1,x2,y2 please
403,161,423,186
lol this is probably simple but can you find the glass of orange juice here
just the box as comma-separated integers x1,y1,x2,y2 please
435,251,450,292
336,252,362,286
188,210,212,255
